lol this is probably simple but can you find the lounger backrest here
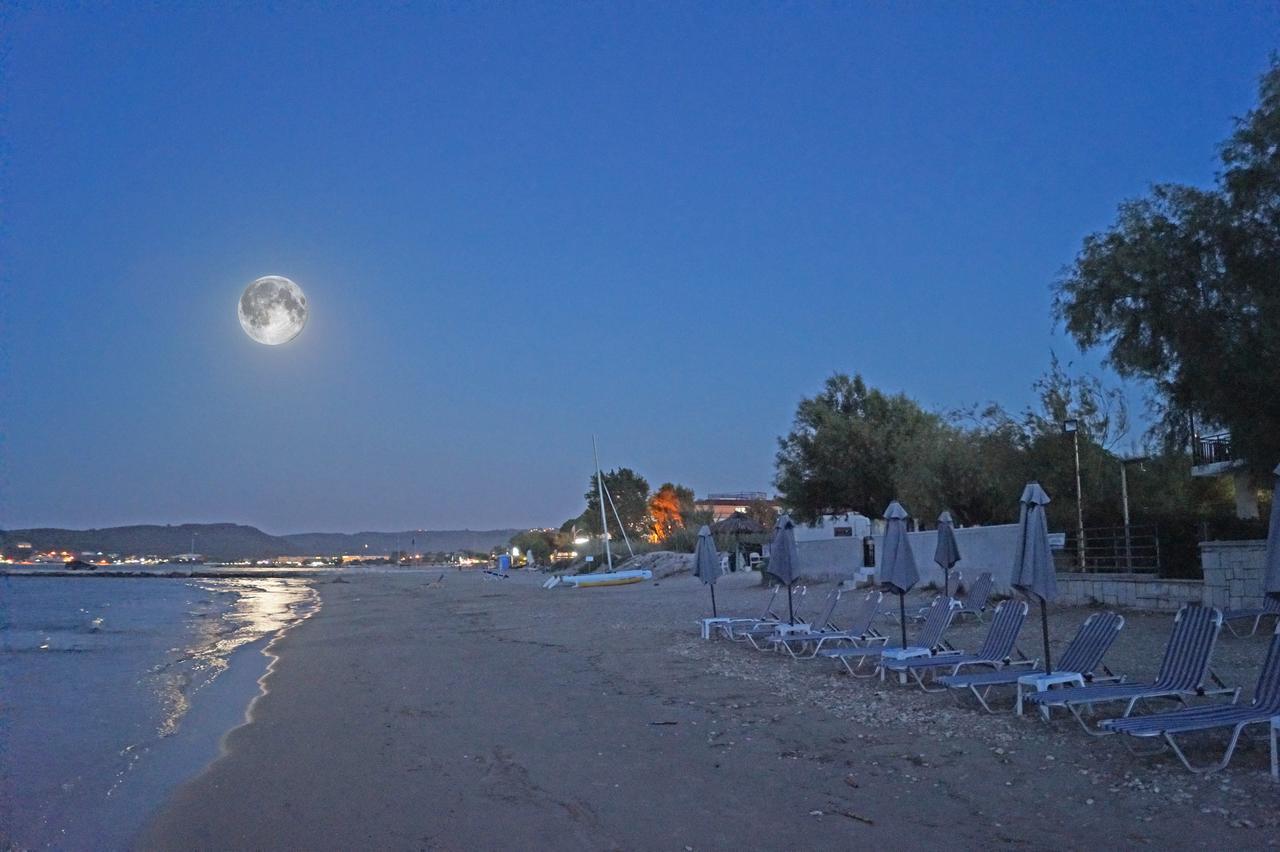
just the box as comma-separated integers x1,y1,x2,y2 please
844,590,883,636
1251,622,1280,712
975,599,1028,660
760,586,781,620
1265,595,1280,614
963,572,993,612
811,588,843,629
914,596,962,650
1056,611,1125,674
1153,605,1223,691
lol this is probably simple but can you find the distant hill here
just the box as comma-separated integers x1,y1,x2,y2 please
1,523,522,560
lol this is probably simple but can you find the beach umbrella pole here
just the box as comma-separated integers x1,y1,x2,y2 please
710,583,717,618
899,592,907,648
943,568,950,599
1040,599,1052,674
787,584,795,624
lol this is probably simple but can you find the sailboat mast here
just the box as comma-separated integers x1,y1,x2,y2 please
602,479,635,558
593,436,613,571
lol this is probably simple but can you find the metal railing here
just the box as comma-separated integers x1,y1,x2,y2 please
1192,433,1233,466
1054,524,1161,574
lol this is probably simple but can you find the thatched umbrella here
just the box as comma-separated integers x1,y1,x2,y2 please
712,513,766,572
711,514,766,536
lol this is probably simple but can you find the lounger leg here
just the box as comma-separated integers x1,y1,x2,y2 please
1270,720,1278,781
1162,725,1248,775
1067,702,1113,736
967,684,1001,714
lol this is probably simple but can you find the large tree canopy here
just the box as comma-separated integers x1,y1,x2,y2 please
582,467,651,541
774,374,945,522
772,364,1229,535
1054,59,1280,475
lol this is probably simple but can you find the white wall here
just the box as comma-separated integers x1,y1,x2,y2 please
795,523,1023,590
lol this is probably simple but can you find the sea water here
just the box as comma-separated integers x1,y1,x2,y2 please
0,574,316,850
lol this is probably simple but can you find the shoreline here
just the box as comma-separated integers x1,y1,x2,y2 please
137,571,1278,849
120,582,321,847
0,574,319,850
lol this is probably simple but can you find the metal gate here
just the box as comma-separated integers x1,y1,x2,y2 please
1054,524,1161,574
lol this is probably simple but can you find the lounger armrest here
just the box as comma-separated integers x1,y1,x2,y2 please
1085,674,1124,684
1197,686,1242,703
1005,658,1038,668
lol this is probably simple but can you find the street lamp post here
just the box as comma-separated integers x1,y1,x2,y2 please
1063,419,1086,572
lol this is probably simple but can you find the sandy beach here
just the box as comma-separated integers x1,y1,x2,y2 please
137,570,1278,850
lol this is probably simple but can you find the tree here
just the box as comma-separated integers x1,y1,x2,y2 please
774,364,1136,529
509,529,556,563
742,498,778,531
774,373,945,522
648,482,695,541
1054,58,1280,476
583,468,651,541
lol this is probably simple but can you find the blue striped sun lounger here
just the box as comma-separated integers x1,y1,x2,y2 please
747,586,844,650
883,599,1029,691
721,586,807,640
818,595,961,677
1223,595,1280,638
706,585,781,638
1024,605,1235,735
954,572,994,623
937,610,1125,713
1100,621,1280,778
765,590,885,659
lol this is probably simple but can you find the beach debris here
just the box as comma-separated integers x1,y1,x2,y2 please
833,809,875,825
649,721,678,726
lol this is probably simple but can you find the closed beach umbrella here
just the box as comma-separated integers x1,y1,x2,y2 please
934,511,961,599
1265,463,1280,600
767,515,800,623
693,525,722,617
880,501,920,648
1012,482,1057,673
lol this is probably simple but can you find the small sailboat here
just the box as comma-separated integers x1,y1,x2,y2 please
544,438,653,589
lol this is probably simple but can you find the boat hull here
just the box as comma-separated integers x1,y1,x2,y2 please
551,569,653,588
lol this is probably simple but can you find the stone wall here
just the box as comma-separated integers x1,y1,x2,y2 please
1056,573,1204,612
1200,540,1269,611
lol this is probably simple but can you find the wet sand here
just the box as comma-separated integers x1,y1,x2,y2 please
139,571,1278,850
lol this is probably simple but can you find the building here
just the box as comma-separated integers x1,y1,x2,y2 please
1190,431,1259,519
793,512,872,543
694,491,780,522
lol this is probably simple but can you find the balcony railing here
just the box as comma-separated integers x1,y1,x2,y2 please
1192,433,1233,466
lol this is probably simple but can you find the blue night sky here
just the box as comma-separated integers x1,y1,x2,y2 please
3,3,1277,533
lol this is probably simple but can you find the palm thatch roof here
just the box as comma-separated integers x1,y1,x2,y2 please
711,513,766,535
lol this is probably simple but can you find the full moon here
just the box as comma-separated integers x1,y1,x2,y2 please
238,276,308,346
